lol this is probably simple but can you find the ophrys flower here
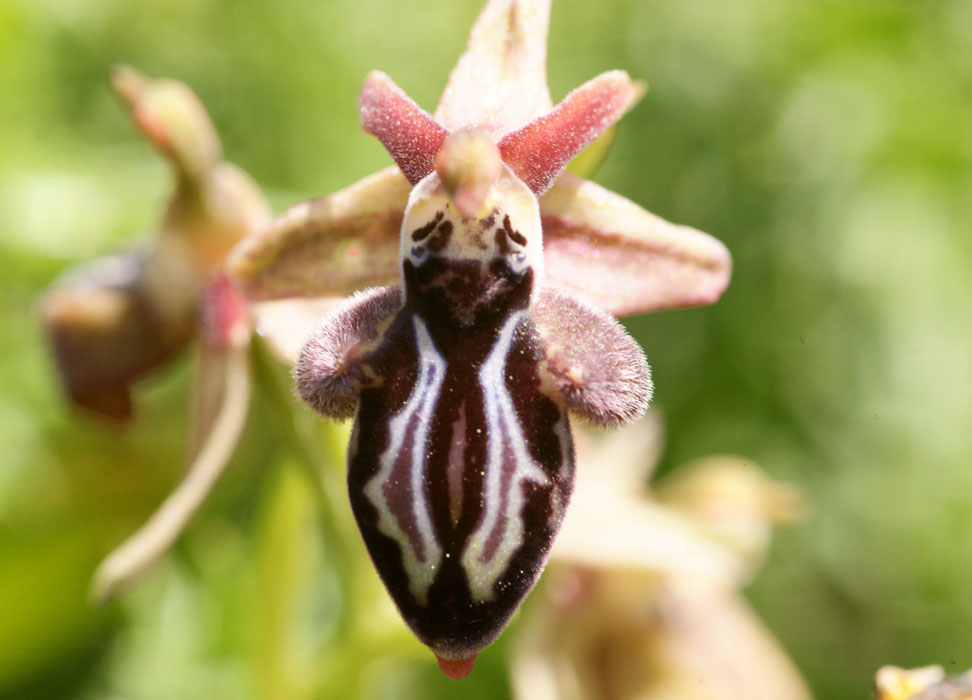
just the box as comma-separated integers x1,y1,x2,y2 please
40,67,269,601
229,0,732,678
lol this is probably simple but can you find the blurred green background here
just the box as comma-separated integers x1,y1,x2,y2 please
2,0,971,698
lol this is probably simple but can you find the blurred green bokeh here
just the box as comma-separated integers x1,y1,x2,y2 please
2,0,971,698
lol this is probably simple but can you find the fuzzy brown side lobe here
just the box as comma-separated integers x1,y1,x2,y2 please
294,286,403,420
347,299,573,661
532,286,652,426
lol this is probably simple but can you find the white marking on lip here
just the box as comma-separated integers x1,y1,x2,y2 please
462,311,551,602
364,315,445,606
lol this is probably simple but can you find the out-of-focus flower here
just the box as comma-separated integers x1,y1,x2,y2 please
654,454,808,576
875,665,972,700
512,414,811,700
225,0,731,677
39,66,270,602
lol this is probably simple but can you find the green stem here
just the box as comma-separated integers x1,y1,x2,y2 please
249,338,419,696
248,338,357,638
254,462,312,700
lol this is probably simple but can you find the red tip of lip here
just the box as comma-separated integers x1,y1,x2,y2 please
436,654,476,679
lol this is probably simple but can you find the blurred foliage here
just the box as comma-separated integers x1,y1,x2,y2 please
1,0,971,698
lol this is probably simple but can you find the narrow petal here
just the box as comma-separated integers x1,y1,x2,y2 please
190,275,251,455
498,71,644,195
539,172,732,316
435,0,553,137
90,278,251,602
227,167,409,301
89,340,251,602
359,71,449,186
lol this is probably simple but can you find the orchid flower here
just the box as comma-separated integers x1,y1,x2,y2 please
227,0,731,678
40,66,268,601
512,415,810,700
875,665,972,700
